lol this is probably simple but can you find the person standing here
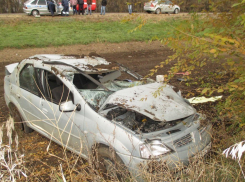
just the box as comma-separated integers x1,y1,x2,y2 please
47,0,55,16
100,0,107,15
87,0,92,15
70,0,78,15
62,0,69,16
78,0,84,15
127,1,132,15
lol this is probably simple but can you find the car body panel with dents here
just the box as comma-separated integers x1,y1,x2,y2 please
144,0,180,14
23,0,74,16
4,54,211,178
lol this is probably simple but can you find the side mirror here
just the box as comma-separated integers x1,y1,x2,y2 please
59,101,76,112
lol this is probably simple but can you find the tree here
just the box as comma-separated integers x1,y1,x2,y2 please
148,0,245,128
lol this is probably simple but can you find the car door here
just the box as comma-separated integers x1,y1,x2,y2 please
35,69,87,156
159,2,165,12
165,1,174,12
37,0,48,14
18,64,44,129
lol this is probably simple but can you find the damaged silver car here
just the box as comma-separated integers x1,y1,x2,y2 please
4,54,211,179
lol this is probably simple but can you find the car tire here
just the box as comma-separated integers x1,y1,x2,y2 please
174,8,179,14
94,146,129,180
32,10,39,16
155,8,161,14
9,104,33,133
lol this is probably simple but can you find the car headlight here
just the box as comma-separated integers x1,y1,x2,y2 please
139,139,173,159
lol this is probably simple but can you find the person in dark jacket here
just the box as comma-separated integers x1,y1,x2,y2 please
78,0,84,15
87,0,92,15
100,0,107,15
62,0,69,16
47,0,55,16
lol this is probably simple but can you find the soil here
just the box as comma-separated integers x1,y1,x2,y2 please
0,12,191,22
0,14,228,181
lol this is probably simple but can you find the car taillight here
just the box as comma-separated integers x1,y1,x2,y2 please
151,3,154,7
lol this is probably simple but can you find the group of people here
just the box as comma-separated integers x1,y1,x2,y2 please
47,0,133,17
59,0,107,16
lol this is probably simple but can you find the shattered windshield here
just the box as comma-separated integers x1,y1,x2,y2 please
59,64,154,110
61,70,143,109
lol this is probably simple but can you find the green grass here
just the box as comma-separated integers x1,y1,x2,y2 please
0,18,180,49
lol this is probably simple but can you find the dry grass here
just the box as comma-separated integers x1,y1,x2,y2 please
0,115,244,182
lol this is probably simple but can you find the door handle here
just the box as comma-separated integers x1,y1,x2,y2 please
16,94,20,98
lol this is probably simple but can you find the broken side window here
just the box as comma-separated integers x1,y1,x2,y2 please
19,64,39,95
37,69,73,104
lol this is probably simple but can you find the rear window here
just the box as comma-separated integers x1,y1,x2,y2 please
38,0,46,5
31,0,38,4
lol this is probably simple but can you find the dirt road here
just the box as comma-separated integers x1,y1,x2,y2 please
0,12,190,23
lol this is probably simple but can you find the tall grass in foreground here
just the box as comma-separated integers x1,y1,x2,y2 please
0,117,27,181
1,115,244,181
0,16,179,50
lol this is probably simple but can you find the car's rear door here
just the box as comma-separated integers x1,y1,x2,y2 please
37,0,48,14
18,64,43,129
165,1,174,12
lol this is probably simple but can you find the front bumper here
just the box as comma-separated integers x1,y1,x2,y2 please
117,124,212,179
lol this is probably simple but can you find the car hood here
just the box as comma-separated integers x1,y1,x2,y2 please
102,82,195,122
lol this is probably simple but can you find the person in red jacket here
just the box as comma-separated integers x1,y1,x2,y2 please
87,0,92,15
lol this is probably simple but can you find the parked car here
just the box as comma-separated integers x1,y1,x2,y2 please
23,0,73,16
4,55,211,179
144,0,180,14
76,0,97,14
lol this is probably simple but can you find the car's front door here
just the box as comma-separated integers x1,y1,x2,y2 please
35,69,87,155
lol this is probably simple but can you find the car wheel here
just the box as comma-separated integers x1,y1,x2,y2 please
94,146,129,180
9,104,33,133
174,8,179,14
155,8,161,14
32,10,39,16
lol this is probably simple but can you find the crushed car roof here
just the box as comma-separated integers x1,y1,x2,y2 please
28,54,113,73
